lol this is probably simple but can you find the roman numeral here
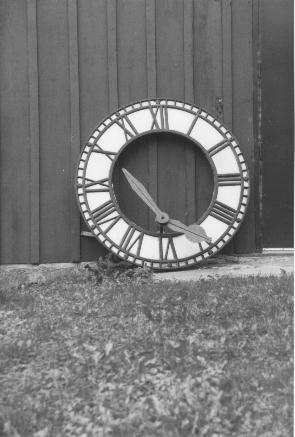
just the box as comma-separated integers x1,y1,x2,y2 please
103,216,121,233
159,104,169,129
92,145,116,161
210,201,237,225
148,104,169,130
90,200,117,226
208,140,229,157
196,242,206,259
187,110,201,135
119,226,144,256
159,236,177,261
217,173,242,186
115,113,138,140
148,105,160,129
79,177,110,193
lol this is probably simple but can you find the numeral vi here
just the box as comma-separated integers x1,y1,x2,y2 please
159,236,177,261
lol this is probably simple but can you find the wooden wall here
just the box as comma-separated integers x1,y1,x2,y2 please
260,0,294,247
0,0,259,263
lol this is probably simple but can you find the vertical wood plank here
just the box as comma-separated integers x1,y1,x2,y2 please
183,0,196,225
106,0,120,238
0,0,31,263
146,0,158,230
193,0,222,226
252,0,263,251
113,139,150,230
260,0,293,247
156,0,187,230
78,0,108,140
38,0,71,262
117,0,147,105
27,0,40,263
146,0,156,98
107,0,118,112
114,0,149,229
232,0,255,252
221,0,234,254
68,0,80,262
194,0,222,113
184,0,194,100
157,134,196,225
156,0,184,99
222,0,233,128
78,0,109,261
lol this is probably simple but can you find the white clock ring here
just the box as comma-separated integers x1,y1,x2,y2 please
76,98,250,270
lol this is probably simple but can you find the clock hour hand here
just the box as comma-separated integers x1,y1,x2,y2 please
167,218,212,244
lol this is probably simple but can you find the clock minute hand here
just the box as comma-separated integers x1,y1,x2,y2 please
122,168,211,244
122,168,164,218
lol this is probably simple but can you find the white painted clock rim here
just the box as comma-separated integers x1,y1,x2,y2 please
76,98,250,270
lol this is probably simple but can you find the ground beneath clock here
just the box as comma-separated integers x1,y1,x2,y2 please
154,253,294,282
0,270,292,437
0,254,293,289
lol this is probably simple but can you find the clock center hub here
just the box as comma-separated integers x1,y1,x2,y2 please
155,212,170,225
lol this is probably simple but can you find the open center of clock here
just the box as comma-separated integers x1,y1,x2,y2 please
112,132,214,234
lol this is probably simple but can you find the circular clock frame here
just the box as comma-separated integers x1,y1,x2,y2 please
76,98,250,270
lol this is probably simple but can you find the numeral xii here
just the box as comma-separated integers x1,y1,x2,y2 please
149,104,169,130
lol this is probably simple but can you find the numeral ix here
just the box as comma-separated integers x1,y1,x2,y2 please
79,178,110,193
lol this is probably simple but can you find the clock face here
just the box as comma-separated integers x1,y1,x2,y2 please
76,98,250,270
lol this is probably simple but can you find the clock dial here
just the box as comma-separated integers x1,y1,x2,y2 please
76,99,250,270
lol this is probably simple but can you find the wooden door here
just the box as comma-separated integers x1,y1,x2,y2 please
260,0,294,248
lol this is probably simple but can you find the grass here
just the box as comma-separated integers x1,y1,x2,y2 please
0,267,293,437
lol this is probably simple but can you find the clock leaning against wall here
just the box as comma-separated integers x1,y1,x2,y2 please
76,99,250,270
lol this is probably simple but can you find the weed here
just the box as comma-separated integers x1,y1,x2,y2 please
84,254,153,284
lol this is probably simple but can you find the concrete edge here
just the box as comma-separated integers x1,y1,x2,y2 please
0,255,293,288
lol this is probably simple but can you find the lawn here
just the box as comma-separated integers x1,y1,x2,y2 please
0,267,293,437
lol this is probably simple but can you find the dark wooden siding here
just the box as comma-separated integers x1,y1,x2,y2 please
0,0,290,264
260,0,294,247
